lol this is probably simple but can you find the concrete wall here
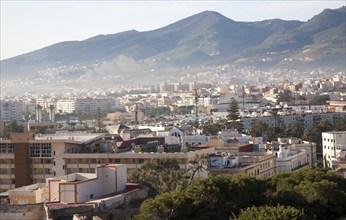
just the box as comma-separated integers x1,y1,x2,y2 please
52,142,67,177
77,177,102,203
0,203,46,220
60,184,75,203
98,166,117,195
116,165,127,192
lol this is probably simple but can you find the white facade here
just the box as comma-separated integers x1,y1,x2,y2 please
210,154,238,168
273,145,308,173
322,131,346,169
56,99,76,114
48,164,126,204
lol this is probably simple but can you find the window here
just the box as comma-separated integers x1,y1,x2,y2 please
30,143,51,157
139,159,144,164
0,144,6,153
30,143,40,157
41,143,51,157
7,144,14,153
115,159,121,163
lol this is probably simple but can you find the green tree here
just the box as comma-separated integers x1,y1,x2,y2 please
269,110,279,130
1,120,24,138
302,120,334,154
202,122,222,135
128,158,186,197
226,98,243,132
270,169,346,219
264,126,275,141
135,168,346,220
310,95,330,105
233,205,306,220
248,121,268,137
335,117,346,131
297,95,307,101
277,89,295,104
135,175,268,220
284,121,304,138
34,126,47,134
133,189,192,220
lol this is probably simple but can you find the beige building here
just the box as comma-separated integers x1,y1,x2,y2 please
48,164,126,204
8,183,48,204
0,132,214,193
210,152,276,178
208,135,276,177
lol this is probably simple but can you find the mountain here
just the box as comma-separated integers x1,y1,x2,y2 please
1,7,345,83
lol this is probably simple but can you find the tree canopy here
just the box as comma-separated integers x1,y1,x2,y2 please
134,168,346,220
128,158,186,197
277,89,295,104
202,122,223,135
233,205,305,220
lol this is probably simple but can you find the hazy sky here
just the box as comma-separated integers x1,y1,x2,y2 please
1,1,345,60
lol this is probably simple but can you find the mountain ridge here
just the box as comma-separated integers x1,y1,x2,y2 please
1,7,345,82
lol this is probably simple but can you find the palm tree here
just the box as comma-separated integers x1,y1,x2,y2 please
269,110,279,130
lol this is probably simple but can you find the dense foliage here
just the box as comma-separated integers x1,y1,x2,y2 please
134,168,346,220
276,89,295,104
202,122,223,135
1,120,24,138
233,205,305,220
128,158,186,197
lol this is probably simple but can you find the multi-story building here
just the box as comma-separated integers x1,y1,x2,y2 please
322,131,346,169
0,132,214,193
0,101,22,122
209,152,276,178
272,144,309,174
241,112,345,131
56,99,76,114
208,136,276,177
75,98,115,115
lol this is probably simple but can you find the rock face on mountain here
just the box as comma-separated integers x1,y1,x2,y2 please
1,7,345,81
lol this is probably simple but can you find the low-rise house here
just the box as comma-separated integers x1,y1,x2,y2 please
48,164,126,204
8,183,48,204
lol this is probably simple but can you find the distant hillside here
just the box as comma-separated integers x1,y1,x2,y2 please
1,7,345,82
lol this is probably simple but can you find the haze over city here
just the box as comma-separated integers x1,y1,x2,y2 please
0,1,345,220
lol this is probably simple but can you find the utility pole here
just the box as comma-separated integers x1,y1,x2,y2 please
194,72,199,129
242,85,245,110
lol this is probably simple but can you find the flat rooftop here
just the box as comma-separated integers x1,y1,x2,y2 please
36,133,103,142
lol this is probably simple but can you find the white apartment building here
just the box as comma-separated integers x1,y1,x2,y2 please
56,99,76,114
322,131,346,169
